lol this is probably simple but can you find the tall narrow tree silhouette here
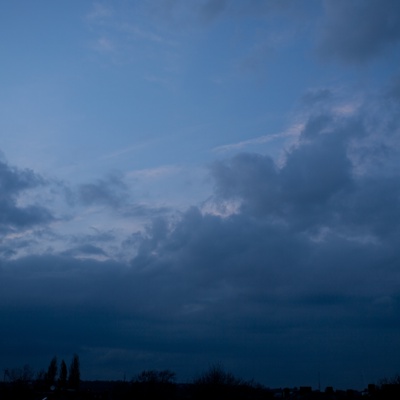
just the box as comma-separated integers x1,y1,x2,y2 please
58,359,68,389
46,356,57,387
68,354,80,390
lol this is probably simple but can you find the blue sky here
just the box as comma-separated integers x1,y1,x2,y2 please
1,0,400,390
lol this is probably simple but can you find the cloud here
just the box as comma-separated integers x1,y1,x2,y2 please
122,204,170,219
94,36,115,52
199,0,227,22
86,1,177,52
120,23,178,46
143,0,301,29
212,113,357,219
210,106,400,243
385,74,400,102
212,124,303,153
318,0,400,63
78,173,129,208
127,165,181,180
86,3,114,22
2,80,400,387
61,243,109,259
75,172,172,221
115,100,400,384
3,158,397,385
301,88,333,106
0,159,53,233
0,159,44,195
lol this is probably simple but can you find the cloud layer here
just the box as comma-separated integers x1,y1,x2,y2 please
2,81,400,388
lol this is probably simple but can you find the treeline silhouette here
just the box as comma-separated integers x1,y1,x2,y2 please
1,359,270,400
2,354,80,399
1,356,400,399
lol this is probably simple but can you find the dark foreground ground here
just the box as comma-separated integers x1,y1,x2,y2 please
1,381,400,400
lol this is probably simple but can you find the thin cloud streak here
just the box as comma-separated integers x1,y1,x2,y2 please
212,124,304,153
126,165,181,180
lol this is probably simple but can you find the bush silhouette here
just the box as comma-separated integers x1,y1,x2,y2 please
131,369,177,400
192,364,269,400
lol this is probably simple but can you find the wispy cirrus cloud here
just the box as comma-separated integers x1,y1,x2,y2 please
126,165,181,180
93,36,115,52
85,1,178,53
212,123,304,153
86,2,114,22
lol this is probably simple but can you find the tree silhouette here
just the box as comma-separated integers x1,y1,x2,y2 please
135,369,176,385
194,363,240,386
2,364,35,399
380,373,400,385
192,363,269,400
46,356,57,386
58,359,68,389
5,364,34,383
68,354,80,390
132,369,177,399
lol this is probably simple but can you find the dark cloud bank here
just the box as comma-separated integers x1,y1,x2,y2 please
318,0,400,63
2,85,400,389
146,0,400,65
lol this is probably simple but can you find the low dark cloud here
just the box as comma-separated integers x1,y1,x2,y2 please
1,190,400,387
0,159,43,193
119,97,400,385
122,203,171,218
318,0,400,63
0,159,53,233
61,244,109,258
212,114,358,230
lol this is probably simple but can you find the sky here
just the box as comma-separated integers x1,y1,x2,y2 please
1,0,400,390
